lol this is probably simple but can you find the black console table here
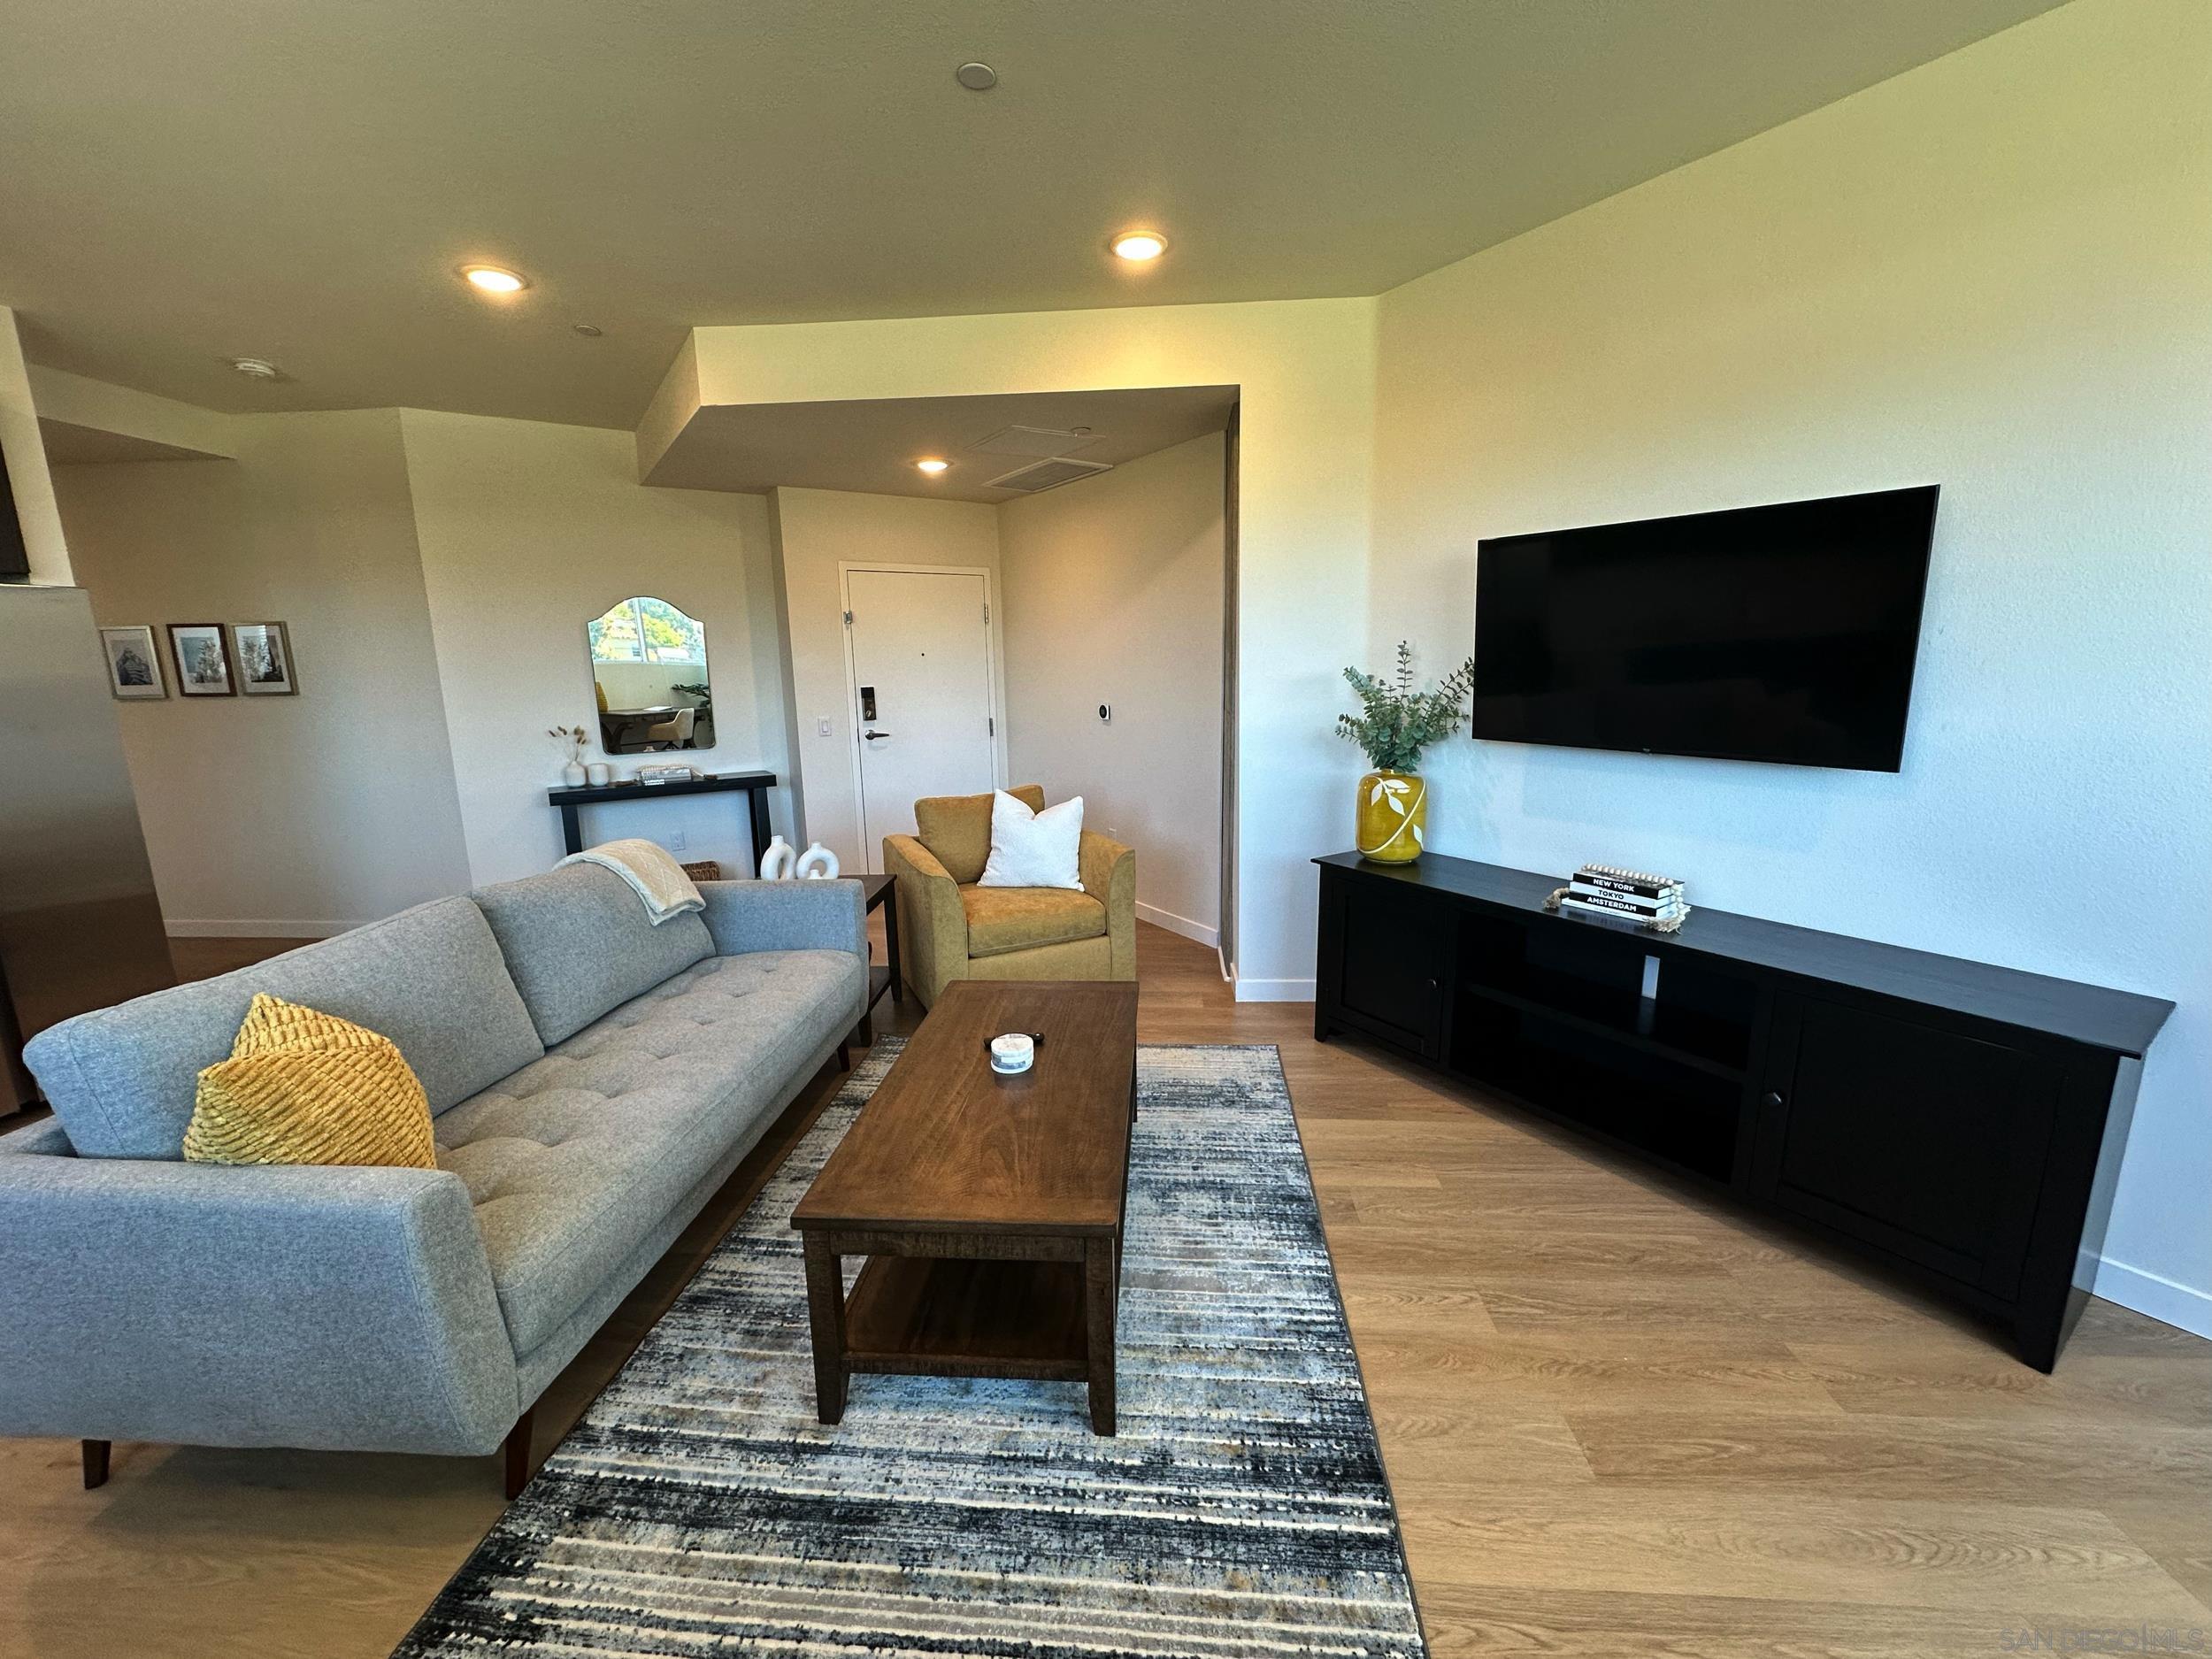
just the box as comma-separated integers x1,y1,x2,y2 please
1313,851,2172,1370
548,771,777,875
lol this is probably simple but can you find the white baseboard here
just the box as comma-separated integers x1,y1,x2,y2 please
1136,902,1218,949
1234,976,1316,1003
2090,1253,2212,1340
165,919,361,940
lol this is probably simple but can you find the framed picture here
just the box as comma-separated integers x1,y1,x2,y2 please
231,620,298,695
167,623,234,696
97,626,168,700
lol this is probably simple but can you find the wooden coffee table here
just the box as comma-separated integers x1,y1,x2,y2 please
791,979,1139,1434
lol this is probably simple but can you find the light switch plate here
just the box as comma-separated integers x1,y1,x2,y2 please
816,717,833,737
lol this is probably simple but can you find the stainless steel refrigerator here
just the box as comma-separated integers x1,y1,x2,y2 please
0,582,174,1114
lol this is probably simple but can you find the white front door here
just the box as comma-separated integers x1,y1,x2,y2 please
846,566,998,872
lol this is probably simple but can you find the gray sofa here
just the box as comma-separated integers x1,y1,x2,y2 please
0,863,866,1494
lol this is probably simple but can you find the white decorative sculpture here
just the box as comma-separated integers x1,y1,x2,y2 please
757,834,796,880
795,841,841,879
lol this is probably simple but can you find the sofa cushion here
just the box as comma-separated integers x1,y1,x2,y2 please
22,897,543,1160
434,948,862,1355
470,862,715,1046
958,884,1109,959
915,783,1044,885
184,995,437,1169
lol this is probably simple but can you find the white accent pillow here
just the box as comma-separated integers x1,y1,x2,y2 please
977,791,1086,890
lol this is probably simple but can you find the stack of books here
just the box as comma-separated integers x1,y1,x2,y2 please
1563,864,1687,926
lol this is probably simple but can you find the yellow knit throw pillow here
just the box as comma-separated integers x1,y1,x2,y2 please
184,994,436,1169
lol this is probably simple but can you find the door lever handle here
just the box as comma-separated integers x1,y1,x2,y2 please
863,729,893,741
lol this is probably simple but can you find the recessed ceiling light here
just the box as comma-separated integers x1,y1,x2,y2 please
229,357,281,380
915,458,951,475
955,62,997,91
1110,230,1167,263
460,265,528,294
572,323,603,337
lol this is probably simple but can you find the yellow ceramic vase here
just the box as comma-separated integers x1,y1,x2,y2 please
1356,769,1426,863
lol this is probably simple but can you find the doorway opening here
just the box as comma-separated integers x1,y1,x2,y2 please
840,564,1002,872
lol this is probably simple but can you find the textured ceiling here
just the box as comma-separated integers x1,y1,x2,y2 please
0,0,2063,428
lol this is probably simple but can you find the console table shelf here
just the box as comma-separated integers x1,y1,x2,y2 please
546,770,775,874
1314,851,2173,1371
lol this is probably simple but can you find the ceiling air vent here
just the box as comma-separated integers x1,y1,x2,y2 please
985,457,1113,494
972,424,1100,457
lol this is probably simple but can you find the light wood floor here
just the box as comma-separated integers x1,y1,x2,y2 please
3,922,2204,1657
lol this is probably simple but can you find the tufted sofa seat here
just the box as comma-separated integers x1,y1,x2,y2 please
438,949,858,1355
0,861,867,1492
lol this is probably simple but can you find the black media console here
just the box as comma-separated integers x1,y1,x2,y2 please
1313,852,2172,1370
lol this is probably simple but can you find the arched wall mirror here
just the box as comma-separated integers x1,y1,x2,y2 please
588,595,714,754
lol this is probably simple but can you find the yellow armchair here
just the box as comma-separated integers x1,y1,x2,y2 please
882,786,1136,1008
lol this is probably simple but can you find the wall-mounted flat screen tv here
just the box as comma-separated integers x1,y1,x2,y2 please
1471,485,1939,772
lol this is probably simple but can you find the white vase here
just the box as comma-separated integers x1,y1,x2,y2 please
584,761,611,787
795,841,840,879
562,761,588,788
758,834,796,880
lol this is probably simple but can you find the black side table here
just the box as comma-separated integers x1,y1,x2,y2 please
856,873,902,1043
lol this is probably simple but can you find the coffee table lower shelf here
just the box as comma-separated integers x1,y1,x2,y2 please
800,1233,1119,1433
846,1256,1089,1379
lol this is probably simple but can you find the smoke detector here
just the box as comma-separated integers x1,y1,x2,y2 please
228,357,282,380
985,457,1113,494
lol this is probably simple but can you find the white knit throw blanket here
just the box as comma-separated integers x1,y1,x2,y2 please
559,838,704,926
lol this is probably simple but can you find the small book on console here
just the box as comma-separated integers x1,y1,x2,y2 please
1564,889,1684,919
1569,878,1681,905
1574,863,1683,900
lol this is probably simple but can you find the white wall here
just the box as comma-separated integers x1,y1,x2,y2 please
1000,432,1226,944
656,298,1377,997
42,393,794,922
1370,0,2212,1331
770,486,1006,874
52,411,474,931
399,409,786,886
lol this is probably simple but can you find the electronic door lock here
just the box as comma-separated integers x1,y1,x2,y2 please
859,686,878,720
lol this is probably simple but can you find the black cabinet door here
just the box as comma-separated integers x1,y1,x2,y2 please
1752,992,2057,1298
1323,875,1450,1058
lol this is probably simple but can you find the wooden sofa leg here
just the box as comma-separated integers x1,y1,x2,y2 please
836,1039,850,1071
503,1408,534,1500
82,1439,110,1489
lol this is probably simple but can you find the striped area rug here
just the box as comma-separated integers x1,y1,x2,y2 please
396,1042,1427,1658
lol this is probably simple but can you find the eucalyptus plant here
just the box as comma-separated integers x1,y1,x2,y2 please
1334,641,1477,772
